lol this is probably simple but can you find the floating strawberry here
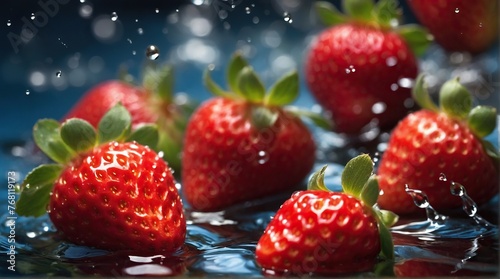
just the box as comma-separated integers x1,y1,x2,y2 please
255,154,397,275
306,0,431,135
181,52,329,212
407,0,499,54
64,64,195,172
377,74,499,214
16,104,186,252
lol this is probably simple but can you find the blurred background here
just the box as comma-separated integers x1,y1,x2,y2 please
0,0,424,141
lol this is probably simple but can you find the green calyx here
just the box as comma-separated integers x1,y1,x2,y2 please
121,62,196,172
314,0,432,56
412,74,498,143
16,104,159,217
308,154,397,260
204,52,331,130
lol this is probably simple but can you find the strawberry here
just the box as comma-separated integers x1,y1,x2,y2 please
181,52,328,212
64,64,195,172
377,74,499,214
255,154,398,275
16,104,186,252
305,0,431,135
407,0,499,54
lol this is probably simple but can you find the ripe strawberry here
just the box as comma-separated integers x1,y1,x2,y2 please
16,104,186,252
306,0,431,135
407,0,499,54
377,74,499,214
181,53,328,212
255,154,397,275
64,65,194,172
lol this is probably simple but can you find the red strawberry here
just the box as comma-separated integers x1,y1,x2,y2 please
181,53,327,212
305,0,431,135
64,65,194,172
16,104,186,253
377,74,499,214
255,154,397,275
407,0,499,54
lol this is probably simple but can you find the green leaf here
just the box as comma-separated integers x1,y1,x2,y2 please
360,176,379,207
97,103,132,144
307,165,330,191
227,52,249,95
60,119,97,153
373,0,400,26
377,209,399,227
203,68,232,98
314,1,346,26
397,24,432,56
377,221,394,259
412,74,439,112
237,66,266,103
285,106,333,130
33,119,74,164
16,164,63,217
127,124,159,149
468,106,497,138
341,154,373,198
251,106,278,130
439,77,472,120
265,70,299,106
143,64,175,104
481,140,500,160
342,0,375,20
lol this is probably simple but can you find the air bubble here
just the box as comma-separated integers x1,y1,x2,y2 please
7,20,11,26
145,45,160,60
30,13,35,20
155,8,159,13
454,8,460,13
25,90,30,95
56,71,62,78
218,10,228,20
111,12,118,21
283,12,293,24
137,28,144,35
245,7,251,14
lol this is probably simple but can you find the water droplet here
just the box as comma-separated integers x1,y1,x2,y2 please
245,7,251,14
111,12,118,21
371,102,386,114
157,151,164,158
479,22,483,28
132,50,136,55
405,186,429,208
127,38,132,44
454,8,460,13
283,12,293,24
135,19,139,22
218,10,228,19
25,90,30,95
450,182,464,196
145,45,160,60
385,57,397,67
137,28,144,35
175,9,179,13
252,16,259,24
6,20,11,26
155,8,159,13
30,13,35,20
80,0,85,3
56,71,62,78
345,65,356,74
405,185,449,223
79,4,93,18
257,150,269,164
390,83,398,91
438,173,447,182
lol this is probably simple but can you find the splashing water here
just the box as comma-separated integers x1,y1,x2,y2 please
392,181,498,238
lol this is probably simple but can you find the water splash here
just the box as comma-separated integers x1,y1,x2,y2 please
392,180,498,238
